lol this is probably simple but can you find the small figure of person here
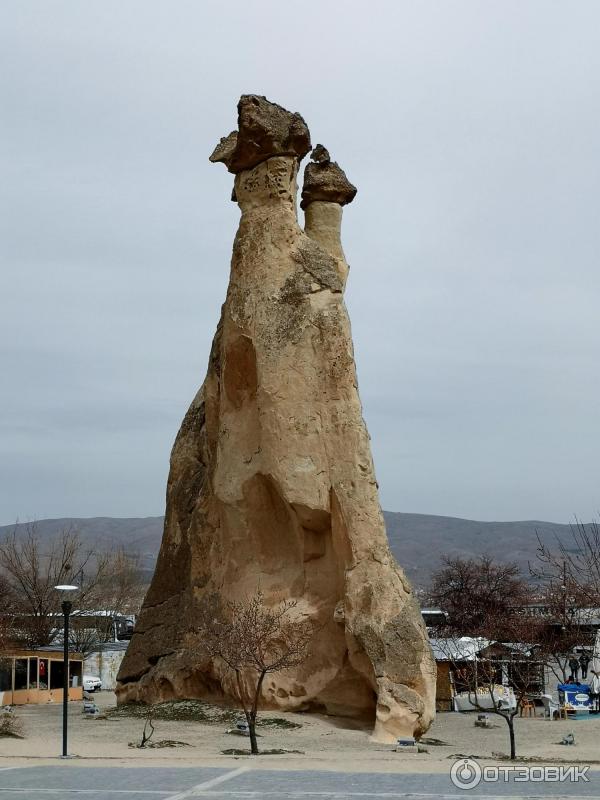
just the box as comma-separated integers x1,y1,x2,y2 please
579,651,590,680
566,675,575,684
568,654,580,681
590,670,600,712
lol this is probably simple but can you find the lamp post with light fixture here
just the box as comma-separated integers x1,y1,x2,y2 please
54,584,79,758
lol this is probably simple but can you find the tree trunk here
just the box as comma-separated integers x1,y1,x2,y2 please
234,670,258,755
247,670,267,756
248,712,259,755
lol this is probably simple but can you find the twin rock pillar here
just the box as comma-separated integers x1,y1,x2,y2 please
116,95,436,742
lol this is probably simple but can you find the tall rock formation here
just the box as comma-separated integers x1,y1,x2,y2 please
116,95,435,742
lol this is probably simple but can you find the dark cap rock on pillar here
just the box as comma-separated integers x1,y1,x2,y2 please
210,95,311,174
300,145,357,210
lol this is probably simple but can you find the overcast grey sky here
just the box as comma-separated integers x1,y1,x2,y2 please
1,1,599,525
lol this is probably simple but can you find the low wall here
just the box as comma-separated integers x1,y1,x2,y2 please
85,647,127,690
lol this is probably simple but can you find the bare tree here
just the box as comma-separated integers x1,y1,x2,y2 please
191,590,314,755
436,599,544,761
0,524,108,646
94,547,145,621
532,519,600,605
529,521,600,683
438,632,542,760
0,524,143,652
0,574,17,656
68,548,145,658
528,556,593,682
428,554,529,638
138,709,155,748
429,557,545,759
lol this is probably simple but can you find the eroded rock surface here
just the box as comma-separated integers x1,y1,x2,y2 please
117,97,436,743
300,146,357,210
209,94,311,174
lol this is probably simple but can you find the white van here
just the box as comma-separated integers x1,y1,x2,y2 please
82,675,102,692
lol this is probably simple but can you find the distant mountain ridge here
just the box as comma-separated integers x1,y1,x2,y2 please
0,513,577,588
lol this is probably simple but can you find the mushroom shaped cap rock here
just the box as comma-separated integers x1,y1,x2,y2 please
301,152,357,210
209,94,311,174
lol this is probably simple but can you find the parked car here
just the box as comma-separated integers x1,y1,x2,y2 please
82,675,102,692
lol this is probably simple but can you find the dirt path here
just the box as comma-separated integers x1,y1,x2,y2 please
1,692,599,772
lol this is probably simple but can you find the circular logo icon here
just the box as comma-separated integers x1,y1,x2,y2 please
450,758,482,790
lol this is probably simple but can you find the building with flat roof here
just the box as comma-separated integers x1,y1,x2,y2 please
0,646,83,705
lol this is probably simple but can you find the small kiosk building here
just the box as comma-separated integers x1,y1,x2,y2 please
0,646,83,705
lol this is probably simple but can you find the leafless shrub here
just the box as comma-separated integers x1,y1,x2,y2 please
0,710,24,739
139,709,155,748
191,589,314,754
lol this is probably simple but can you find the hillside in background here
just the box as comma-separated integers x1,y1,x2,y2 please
0,512,578,589
382,512,577,587
0,516,164,584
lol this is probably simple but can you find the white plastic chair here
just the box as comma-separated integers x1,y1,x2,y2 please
540,694,559,719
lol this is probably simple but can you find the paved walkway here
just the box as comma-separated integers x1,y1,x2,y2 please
0,765,598,799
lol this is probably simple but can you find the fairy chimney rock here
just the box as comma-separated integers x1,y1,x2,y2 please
302,146,358,269
117,95,436,743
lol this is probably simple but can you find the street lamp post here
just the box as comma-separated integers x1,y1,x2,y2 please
54,584,79,758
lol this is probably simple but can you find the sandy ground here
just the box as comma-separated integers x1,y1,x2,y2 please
1,692,599,773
